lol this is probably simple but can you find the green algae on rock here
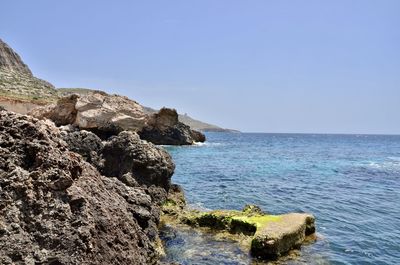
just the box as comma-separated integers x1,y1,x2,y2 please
251,213,315,259
161,186,316,261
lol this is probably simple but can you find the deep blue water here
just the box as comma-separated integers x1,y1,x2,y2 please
163,133,400,265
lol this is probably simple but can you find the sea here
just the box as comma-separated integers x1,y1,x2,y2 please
161,132,400,265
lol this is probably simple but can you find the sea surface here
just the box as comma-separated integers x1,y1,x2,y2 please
161,133,400,265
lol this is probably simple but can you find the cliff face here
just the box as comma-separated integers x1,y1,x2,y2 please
0,38,57,102
0,39,32,75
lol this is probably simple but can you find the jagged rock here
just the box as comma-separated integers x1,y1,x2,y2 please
61,129,104,169
0,110,168,264
102,131,175,190
139,108,206,145
60,128,175,192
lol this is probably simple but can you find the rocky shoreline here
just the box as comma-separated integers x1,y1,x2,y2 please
0,38,316,264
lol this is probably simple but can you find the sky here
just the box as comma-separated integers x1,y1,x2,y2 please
1,0,399,134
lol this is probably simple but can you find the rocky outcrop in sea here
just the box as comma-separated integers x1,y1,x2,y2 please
139,107,206,145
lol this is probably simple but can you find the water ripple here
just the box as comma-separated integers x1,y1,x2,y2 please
163,133,400,264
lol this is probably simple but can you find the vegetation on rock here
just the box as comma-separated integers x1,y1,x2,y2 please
161,186,316,261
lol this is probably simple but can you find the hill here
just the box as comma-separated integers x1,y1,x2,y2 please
0,39,57,103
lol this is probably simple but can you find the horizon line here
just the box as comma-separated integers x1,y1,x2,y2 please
211,131,400,136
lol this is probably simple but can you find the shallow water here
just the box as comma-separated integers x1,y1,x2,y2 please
162,133,400,265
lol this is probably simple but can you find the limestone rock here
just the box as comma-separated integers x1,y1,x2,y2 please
74,92,147,133
30,93,147,138
29,94,78,126
0,110,167,264
139,108,206,145
31,95,205,145
251,213,316,259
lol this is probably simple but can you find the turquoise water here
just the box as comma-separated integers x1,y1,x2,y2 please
163,133,400,265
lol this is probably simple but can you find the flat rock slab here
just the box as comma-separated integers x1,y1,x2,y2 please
251,213,315,259
163,197,316,261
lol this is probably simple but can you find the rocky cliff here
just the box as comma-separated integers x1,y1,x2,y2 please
0,39,57,102
0,109,174,264
0,39,31,75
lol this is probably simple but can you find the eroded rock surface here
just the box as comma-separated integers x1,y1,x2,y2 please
31,94,206,145
251,213,315,259
61,129,104,169
139,108,206,145
102,131,175,190
0,110,170,264
30,93,146,138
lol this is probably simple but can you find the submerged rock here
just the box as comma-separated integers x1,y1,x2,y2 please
251,213,315,259
139,108,206,145
162,186,316,261
0,110,169,264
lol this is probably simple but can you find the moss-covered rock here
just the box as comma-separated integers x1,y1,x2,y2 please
251,213,315,259
161,186,316,261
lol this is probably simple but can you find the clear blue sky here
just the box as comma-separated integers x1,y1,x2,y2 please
1,0,399,134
